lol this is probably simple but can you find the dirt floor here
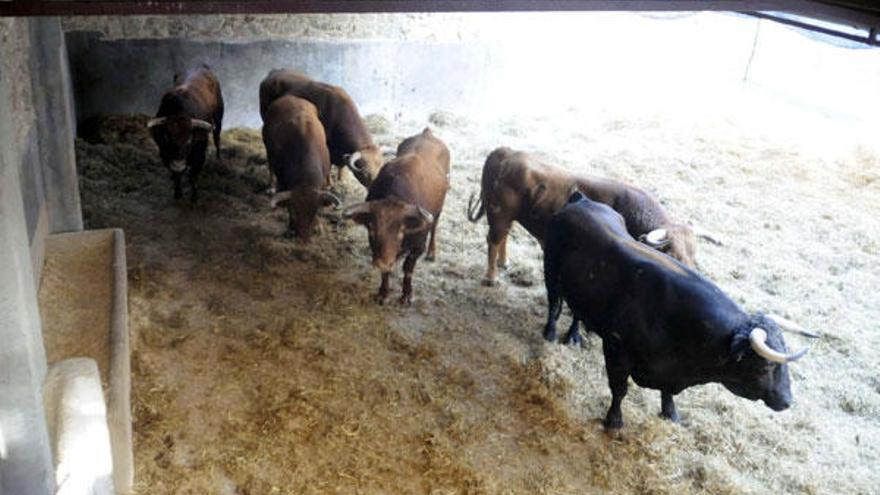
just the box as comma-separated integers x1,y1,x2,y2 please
75,103,880,494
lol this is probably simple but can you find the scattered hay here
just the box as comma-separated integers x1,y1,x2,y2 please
77,112,880,494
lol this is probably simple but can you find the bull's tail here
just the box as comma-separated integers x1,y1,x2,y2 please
466,192,485,222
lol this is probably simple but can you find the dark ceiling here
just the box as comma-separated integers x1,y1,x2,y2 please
0,1,877,46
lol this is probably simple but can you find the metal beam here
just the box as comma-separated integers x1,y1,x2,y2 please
745,10,879,45
0,1,794,17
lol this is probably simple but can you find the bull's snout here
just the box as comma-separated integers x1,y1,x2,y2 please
763,392,792,412
169,160,187,173
372,258,394,273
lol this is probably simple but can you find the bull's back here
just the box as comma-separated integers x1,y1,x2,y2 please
575,175,671,235
369,156,447,215
263,96,329,187
171,68,221,118
397,129,450,176
554,201,739,346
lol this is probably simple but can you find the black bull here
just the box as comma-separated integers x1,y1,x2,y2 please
543,192,819,429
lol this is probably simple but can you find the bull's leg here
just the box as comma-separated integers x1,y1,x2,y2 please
497,235,509,270
215,97,224,160
660,391,680,423
188,166,201,203
171,171,183,200
188,145,207,203
425,214,441,262
213,125,222,160
542,284,564,343
375,272,391,305
266,166,277,195
562,318,582,347
399,251,421,306
483,220,511,286
602,341,631,430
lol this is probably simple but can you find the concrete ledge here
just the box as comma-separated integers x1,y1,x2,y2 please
38,229,132,494
43,358,114,495
107,229,132,494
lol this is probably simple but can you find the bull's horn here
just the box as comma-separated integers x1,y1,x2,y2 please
146,117,167,128
643,228,670,247
320,190,341,209
767,314,821,339
417,206,434,224
380,146,396,157
693,226,722,246
269,191,293,208
342,202,372,220
749,328,809,364
346,151,364,171
191,119,214,131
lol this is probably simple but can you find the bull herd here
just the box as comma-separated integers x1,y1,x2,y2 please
146,65,821,430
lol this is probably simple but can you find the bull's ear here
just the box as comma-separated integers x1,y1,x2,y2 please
402,205,434,233
729,332,750,362
342,202,373,225
529,182,548,207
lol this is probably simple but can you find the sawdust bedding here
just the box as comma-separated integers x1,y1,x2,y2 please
75,106,880,494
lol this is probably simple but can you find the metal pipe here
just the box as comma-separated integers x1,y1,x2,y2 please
743,10,879,46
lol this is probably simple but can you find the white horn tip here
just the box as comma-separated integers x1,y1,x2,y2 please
644,229,668,245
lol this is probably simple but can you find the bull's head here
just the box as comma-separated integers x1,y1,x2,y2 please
147,116,213,172
343,199,434,272
269,188,340,243
724,314,819,411
343,145,384,188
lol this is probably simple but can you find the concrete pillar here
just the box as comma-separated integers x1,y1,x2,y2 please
30,17,83,234
0,126,56,495
0,18,56,495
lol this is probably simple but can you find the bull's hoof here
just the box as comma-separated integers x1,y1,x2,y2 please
481,277,498,287
374,291,389,305
603,416,624,430
659,410,681,423
425,253,436,262
497,261,508,270
399,294,412,306
542,327,557,343
562,330,583,347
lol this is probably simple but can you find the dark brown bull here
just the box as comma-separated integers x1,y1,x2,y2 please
467,147,709,286
343,128,450,305
148,65,224,202
259,69,383,187
262,95,340,242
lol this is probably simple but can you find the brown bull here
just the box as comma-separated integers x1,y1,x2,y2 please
262,95,340,242
148,65,224,202
259,69,382,187
343,128,450,305
468,147,706,285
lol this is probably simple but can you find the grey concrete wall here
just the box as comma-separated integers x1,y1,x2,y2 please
30,18,83,235
63,13,880,132
0,17,56,495
66,32,493,128
61,13,474,43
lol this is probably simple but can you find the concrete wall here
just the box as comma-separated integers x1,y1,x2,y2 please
66,32,493,128
64,13,880,132
0,17,56,495
0,16,82,495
